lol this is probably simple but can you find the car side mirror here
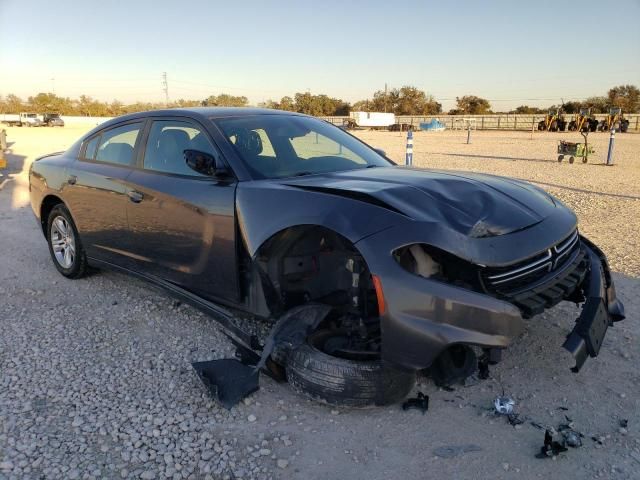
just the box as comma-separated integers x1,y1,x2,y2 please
184,149,229,177
373,148,386,157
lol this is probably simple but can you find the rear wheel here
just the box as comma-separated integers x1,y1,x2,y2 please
286,329,416,407
46,204,88,279
558,155,564,162
569,156,575,164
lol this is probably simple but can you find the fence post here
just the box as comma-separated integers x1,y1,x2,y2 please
636,115,639,131
481,117,485,130
405,129,413,166
606,129,616,166
0,128,6,170
466,124,472,144
514,116,517,130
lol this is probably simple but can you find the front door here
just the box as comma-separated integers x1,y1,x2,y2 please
124,118,239,303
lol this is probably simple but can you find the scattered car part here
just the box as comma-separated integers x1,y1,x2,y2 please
402,392,430,414
561,429,582,448
191,359,259,410
536,429,569,458
494,396,515,415
286,329,416,407
507,413,525,426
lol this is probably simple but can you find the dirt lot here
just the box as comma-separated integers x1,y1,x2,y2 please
1,124,639,480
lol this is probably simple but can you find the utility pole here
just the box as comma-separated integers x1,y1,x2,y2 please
162,72,169,107
384,83,388,113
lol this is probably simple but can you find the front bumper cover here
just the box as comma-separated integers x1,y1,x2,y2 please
358,227,624,372
562,239,625,372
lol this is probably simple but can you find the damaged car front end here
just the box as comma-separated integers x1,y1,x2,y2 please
357,217,624,374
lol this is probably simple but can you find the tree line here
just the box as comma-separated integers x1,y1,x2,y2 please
1,85,637,117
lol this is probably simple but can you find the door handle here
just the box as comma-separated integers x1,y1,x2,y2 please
127,190,144,203
67,175,77,185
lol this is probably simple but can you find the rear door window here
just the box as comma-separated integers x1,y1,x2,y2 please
94,123,142,166
83,136,100,160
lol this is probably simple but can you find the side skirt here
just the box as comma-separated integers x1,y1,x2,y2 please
87,256,262,352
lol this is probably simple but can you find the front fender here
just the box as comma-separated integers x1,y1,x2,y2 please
235,181,403,256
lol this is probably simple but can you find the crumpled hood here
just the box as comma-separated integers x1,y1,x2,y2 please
282,166,558,238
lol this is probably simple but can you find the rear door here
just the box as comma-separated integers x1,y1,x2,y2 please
64,121,143,265
124,117,239,302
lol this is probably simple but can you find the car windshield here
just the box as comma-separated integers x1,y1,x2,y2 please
213,114,392,179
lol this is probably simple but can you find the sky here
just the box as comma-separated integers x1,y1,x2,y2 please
1,0,639,111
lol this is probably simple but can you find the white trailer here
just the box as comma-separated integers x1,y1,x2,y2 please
1,112,43,127
349,111,396,128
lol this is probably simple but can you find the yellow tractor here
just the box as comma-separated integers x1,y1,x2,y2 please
567,108,598,132
598,107,630,132
537,108,567,132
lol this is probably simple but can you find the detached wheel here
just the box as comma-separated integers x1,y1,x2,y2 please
47,204,88,279
286,330,416,407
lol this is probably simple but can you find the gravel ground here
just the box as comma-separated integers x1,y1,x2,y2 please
1,126,639,480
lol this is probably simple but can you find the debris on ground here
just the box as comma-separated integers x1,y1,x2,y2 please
494,396,515,415
433,444,482,459
536,429,569,458
191,359,259,409
402,392,429,414
507,413,525,426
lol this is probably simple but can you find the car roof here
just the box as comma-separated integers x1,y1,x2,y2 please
102,107,305,125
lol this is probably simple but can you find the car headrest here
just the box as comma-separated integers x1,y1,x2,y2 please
98,142,134,163
158,129,191,156
235,129,263,157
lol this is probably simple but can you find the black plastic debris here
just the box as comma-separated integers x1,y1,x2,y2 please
192,359,259,410
619,419,628,428
508,413,525,426
402,392,429,414
536,429,569,458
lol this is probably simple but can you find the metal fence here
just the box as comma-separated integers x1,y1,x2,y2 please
319,114,640,131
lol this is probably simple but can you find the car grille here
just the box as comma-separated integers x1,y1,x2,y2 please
480,230,587,318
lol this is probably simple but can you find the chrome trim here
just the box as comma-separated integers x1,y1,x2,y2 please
487,249,552,280
485,229,579,286
491,260,553,285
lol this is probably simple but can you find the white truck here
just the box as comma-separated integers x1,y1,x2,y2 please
347,111,396,129
1,112,43,127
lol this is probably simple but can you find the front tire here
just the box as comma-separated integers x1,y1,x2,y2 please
46,204,88,279
286,330,416,407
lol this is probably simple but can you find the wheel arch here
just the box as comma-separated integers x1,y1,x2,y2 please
40,194,66,236
245,223,375,317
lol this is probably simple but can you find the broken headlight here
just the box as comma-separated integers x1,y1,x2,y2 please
393,244,483,291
